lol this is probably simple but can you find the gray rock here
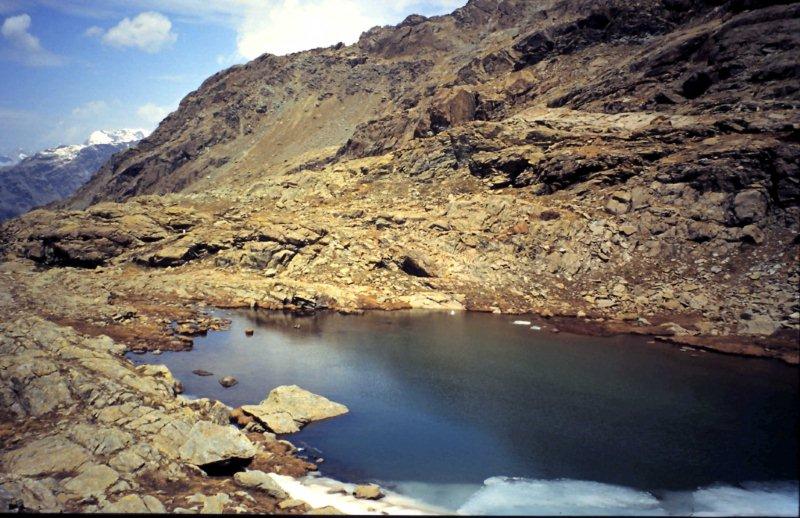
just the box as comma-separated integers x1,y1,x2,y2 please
240,385,348,434
740,315,780,336
102,494,166,513
62,464,120,498
178,421,256,467
733,189,767,224
219,376,238,388
234,470,289,499
2,435,89,476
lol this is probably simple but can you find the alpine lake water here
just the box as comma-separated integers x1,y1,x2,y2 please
128,309,799,515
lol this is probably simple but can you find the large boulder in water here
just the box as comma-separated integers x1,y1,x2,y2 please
239,385,348,434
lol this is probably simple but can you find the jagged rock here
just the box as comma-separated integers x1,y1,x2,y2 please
177,421,256,467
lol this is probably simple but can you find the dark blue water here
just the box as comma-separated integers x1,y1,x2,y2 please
129,310,799,514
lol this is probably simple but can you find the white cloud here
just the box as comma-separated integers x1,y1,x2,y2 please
137,102,172,126
84,25,103,37
101,12,177,53
237,0,375,59
72,100,108,118
234,0,466,60
1,13,63,66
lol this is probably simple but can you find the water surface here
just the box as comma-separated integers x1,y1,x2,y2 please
129,310,799,514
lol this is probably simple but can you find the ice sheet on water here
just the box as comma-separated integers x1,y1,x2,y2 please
458,477,666,516
666,481,800,517
457,477,799,516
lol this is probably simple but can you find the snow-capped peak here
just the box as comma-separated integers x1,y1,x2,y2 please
85,129,149,146
38,144,85,162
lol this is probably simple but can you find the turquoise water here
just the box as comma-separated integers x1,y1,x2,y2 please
129,310,799,515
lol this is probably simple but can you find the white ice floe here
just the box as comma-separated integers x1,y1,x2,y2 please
456,477,799,517
512,320,531,326
530,325,542,331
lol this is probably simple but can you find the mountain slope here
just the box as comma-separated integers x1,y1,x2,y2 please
0,130,146,220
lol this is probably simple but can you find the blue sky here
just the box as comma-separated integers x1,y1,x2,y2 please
0,0,465,155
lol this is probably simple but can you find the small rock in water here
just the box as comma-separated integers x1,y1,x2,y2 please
192,369,213,377
513,320,531,326
244,328,254,336
219,376,238,388
152,349,162,355
174,380,184,394
530,325,542,331
354,484,384,500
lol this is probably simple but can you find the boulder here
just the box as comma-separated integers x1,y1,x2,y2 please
178,421,256,467
354,484,384,500
605,192,630,215
233,470,289,499
219,376,238,388
279,498,306,510
239,385,348,434
733,189,767,225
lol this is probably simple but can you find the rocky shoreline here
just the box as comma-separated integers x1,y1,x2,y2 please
0,251,796,512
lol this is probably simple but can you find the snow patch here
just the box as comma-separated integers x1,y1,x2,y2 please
85,128,148,146
266,473,446,515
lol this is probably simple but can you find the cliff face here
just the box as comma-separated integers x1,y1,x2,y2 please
1,0,799,361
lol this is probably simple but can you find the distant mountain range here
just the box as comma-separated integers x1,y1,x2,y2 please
0,129,147,221
0,150,29,168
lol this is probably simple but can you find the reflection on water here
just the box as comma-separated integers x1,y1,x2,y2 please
129,310,799,512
